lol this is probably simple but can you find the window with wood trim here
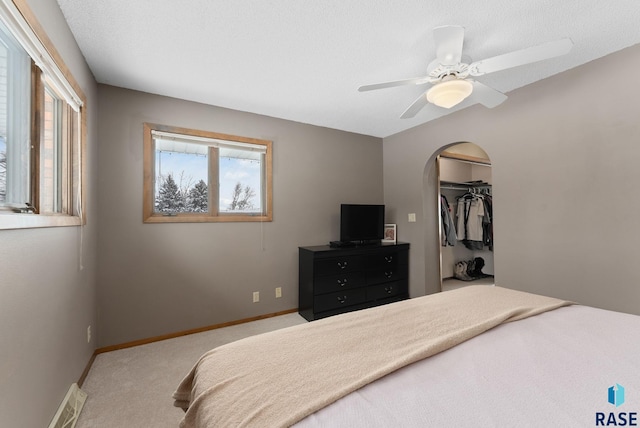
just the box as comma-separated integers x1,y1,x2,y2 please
0,0,86,230
143,123,273,223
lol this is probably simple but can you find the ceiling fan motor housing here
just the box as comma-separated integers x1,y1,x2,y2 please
427,61,470,83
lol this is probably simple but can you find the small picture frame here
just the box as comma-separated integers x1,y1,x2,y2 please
382,224,397,243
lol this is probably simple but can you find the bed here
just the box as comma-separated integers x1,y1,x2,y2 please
173,286,640,427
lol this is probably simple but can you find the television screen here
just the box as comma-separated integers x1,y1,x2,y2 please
340,204,385,243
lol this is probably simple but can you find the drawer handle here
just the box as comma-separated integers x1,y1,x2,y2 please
384,271,394,278
384,255,394,263
337,261,348,269
337,278,348,287
337,295,348,304
385,286,394,294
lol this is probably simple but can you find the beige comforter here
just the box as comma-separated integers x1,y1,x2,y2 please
173,286,571,427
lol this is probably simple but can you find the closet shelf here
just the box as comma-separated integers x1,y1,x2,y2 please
441,180,491,186
440,180,492,191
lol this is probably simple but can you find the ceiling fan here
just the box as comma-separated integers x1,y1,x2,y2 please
358,26,573,118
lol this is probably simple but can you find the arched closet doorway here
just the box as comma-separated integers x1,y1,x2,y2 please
437,143,494,291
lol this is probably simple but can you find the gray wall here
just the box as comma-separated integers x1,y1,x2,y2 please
96,85,383,347
0,1,98,427
384,43,640,315
4,4,636,423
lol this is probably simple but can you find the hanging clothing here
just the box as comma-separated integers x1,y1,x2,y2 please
482,194,493,250
456,194,485,250
440,195,457,247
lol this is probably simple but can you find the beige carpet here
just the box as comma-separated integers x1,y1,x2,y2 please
76,313,307,428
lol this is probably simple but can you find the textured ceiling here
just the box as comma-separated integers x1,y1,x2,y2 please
56,0,640,138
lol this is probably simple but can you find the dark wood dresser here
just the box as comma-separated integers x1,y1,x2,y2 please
298,242,409,321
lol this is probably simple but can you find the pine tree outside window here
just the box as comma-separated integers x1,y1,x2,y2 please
143,123,272,223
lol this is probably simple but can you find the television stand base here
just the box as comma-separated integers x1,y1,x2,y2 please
329,241,356,248
354,239,381,246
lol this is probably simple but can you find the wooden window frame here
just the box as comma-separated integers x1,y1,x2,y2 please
143,123,273,224
0,0,87,230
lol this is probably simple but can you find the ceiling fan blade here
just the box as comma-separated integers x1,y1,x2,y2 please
469,38,573,76
433,25,465,65
400,92,429,118
358,77,430,92
469,81,507,108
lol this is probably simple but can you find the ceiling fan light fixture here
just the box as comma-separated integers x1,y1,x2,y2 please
426,79,473,108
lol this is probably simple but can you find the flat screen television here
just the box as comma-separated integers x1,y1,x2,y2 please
340,204,385,244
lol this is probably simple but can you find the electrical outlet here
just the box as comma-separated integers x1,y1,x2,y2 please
408,213,416,222
275,287,282,298
253,291,260,303
87,325,91,343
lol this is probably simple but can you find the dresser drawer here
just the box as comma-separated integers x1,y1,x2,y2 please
314,256,363,276
367,252,400,268
314,288,367,312
367,281,404,301
314,272,365,295
366,267,405,285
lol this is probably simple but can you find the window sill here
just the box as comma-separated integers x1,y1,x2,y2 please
144,213,272,223
0,212,83,230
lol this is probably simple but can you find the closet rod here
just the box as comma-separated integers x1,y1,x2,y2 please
440,184,492,191
441,186,491,191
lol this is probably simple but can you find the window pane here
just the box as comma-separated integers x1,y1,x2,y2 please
154,139,208,213
0,136,5,202
219,147,263,214
40,86,63,213
0,40,5,203
0,20,30,206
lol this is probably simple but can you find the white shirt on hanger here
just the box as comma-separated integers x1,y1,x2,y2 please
456,196,484,242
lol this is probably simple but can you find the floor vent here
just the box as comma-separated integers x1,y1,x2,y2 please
48,383,87,428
